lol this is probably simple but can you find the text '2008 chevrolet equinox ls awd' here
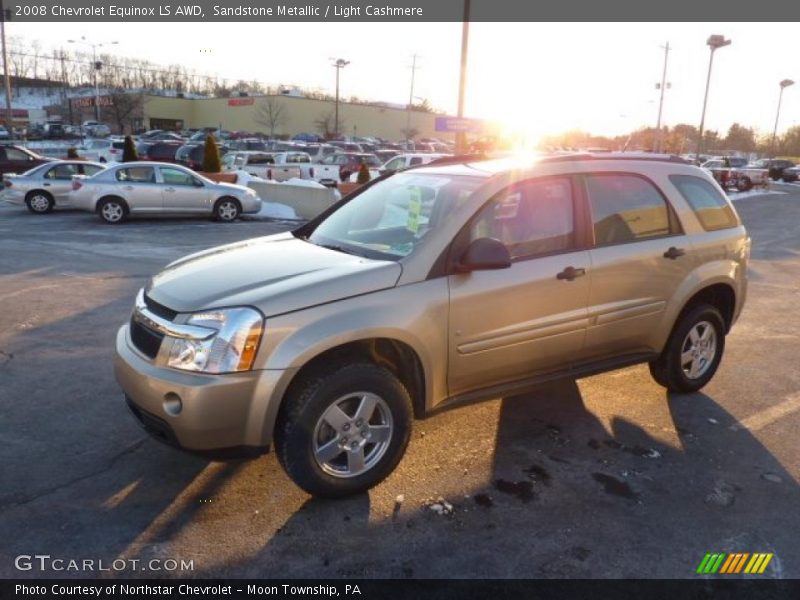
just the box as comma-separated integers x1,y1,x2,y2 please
115,153,749,497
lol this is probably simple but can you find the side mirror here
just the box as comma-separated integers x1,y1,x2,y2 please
455,238,511,272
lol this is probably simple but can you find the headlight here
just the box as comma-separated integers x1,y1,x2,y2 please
167,307,263,374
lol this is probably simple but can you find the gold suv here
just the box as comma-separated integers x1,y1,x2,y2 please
115,154,749,497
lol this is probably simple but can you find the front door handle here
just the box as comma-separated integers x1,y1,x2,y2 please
124,185,134,191
164,187,175,192
556,266,586,281
663,246,686,260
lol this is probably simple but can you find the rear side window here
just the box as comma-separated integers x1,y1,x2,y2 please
670,174,739,231
116,167,155,183
586,174,674,246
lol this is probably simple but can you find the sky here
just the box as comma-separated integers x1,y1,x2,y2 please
7,21,800,143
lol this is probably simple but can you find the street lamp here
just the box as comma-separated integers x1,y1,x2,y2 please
770,79,794,159
330,58,349,139
696,34,731,162
68,36,119,122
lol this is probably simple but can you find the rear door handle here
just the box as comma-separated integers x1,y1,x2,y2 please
663,246,685,260
556,266,586,281
164,187,175,192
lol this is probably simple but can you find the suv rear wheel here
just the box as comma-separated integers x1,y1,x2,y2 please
649,304,726,393
275,362,413,498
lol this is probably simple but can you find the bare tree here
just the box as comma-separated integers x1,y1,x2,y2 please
101,89,144,134
313,110,341,139
254,97,288,137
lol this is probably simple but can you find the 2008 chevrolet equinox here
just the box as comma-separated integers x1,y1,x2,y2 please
115,154,749,497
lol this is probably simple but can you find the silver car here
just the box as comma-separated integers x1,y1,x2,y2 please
2,160,106,214
69,162,262,224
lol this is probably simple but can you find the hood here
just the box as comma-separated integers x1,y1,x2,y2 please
146,232,402,316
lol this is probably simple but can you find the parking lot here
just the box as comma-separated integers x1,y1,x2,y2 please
1,186,799,579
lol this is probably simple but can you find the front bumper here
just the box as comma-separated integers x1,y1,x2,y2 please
114,325,288,456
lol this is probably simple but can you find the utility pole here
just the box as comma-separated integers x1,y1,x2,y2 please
654,41,670,153
1,0,14,140
405,53,420,144
455,0,470,153
60,49,73,125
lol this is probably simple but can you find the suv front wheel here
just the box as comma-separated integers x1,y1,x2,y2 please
649,304,726,393
275,362,413,498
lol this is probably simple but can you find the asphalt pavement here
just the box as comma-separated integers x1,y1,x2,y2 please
0,187,798,579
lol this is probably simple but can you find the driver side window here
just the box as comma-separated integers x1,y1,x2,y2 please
470,177,576,260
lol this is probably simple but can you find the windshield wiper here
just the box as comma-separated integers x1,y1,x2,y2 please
317,243,362,256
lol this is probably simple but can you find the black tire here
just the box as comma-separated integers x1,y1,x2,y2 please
649,304,726,393
735,175,753,192
97,197,128,224
99,157,107,163
25,190,54,214
275,362,413,498
213,197,241,222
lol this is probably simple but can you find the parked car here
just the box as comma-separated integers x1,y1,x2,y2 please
0,145,54,174
329,141,364,153
227,138,268,152
222,151,303,181
113,153,750,497
780,165,800,183
0,125,9,140
82,139,127,163
375,149,401,164
136,141,184,163
313,152,381,184
175,143,230,171
2,160,105,213
297,143,340,162
701,157,766,191
81,121,111,137
747,158,795,181
145,132,185,142
69,162,261,224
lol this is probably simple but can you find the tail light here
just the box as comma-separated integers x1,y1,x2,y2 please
72,180,83,191
309,167,314,178
3,179,12,188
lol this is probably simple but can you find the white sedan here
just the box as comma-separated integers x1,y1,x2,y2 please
69,162,262,224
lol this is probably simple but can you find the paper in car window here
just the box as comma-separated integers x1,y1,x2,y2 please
406,187,422,233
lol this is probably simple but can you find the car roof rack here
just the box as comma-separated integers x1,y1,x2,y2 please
540,152,692,164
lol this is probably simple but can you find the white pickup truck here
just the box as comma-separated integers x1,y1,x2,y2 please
222,151,316,181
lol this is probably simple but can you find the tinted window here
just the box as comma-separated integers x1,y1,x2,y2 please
151,144,178,159
116,167,155,183
670,174,738,231
470,177,575,259
586,174,673,245
160,167,196,186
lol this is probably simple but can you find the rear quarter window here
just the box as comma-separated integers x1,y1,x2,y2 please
669,174,739,231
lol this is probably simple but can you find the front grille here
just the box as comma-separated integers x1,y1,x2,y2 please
130,317,164,359
143,293,178,320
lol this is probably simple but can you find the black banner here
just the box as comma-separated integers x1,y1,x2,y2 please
3,579,800,600
6,0,800,22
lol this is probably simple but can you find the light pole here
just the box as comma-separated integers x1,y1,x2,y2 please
696,34,731,162
68,36,118,122
406,53,420,144
331,58,349,139
455,0,470,153
770,79,794,159
654,41,670,153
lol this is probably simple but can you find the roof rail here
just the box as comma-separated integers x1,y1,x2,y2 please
540,152,692,165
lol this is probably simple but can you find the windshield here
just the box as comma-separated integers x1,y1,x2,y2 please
307,172,481,260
